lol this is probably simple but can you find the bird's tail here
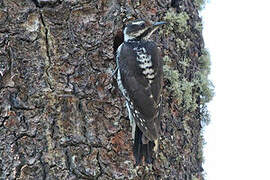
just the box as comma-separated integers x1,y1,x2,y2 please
133,125,155,165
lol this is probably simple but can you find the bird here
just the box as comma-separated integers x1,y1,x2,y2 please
116,19,165,164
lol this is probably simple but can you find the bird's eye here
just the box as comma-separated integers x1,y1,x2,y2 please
141,23,145,28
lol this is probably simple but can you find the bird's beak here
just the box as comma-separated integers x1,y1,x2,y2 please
144,21,166,39
153,21,167,27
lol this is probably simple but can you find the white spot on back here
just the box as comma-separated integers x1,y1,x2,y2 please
133,47,156,83
142,68,154,75
140,62,152,69
147,74,155,79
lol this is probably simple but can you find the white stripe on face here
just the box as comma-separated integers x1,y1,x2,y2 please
131,21,145,25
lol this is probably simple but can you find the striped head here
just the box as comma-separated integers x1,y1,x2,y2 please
123,19,166,42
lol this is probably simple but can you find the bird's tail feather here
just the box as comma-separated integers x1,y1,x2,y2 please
133,126,155,165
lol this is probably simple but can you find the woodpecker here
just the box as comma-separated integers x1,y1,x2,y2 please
116,19,165,164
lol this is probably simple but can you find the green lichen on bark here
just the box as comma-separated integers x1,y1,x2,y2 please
194,0,207,10
161,2,214,178
0,0,212,179
161,11,189,35
163,8,213,113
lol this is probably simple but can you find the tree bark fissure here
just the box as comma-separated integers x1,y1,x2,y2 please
0,0,213,179
39,11,54,92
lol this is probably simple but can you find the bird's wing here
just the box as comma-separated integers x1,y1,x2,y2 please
117,42,162,140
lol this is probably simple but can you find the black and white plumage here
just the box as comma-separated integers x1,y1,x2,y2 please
116,19,165,164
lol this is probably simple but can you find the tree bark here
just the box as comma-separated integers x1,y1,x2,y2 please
0,0,213,179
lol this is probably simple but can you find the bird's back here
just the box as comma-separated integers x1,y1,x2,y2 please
117,40,163,141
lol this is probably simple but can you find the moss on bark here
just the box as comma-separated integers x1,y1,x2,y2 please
0,0,213,179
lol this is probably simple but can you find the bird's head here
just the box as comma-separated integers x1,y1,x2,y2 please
123,19,166,42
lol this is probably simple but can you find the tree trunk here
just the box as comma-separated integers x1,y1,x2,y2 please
0,0,213,179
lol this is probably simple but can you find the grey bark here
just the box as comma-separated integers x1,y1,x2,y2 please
0,0,211,179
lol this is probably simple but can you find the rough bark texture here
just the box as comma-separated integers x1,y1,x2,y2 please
0,0,213,179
